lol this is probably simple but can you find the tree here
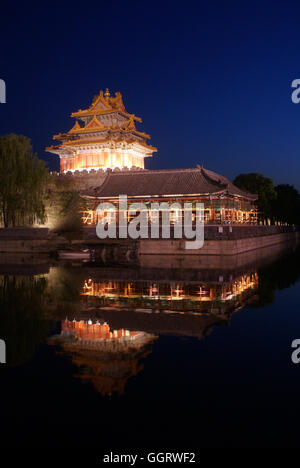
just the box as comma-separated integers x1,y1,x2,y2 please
55,190,83,238
233,173,277,223
0,134,48,227
45,173,83,236
273,184,300,225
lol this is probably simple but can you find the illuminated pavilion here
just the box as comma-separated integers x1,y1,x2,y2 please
81,165,258,224
46,88,257,224
46,89,157,172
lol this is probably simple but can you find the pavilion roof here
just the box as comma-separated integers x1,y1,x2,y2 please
82,166,257,200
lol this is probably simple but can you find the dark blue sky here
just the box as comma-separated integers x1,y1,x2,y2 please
1,0,300,188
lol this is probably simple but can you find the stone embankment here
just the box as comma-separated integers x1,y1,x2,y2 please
0,228,68,253
0,225,298,258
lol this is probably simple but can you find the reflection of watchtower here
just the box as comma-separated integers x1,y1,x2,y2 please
49,319,156,396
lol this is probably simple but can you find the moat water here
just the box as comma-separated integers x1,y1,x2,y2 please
1,244,300,448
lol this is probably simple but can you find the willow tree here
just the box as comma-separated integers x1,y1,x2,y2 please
0,134,48,227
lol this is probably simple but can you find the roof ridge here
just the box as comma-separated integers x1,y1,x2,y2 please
108,167,203,176
91,171,111,194
200,167,228,188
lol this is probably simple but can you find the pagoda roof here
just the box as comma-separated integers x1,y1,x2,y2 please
53,117,150,141
71,89,142,122
71,115,106,132
46,137,157,153
82,166,258,200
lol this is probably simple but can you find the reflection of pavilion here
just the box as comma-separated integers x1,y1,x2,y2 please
46,258,262,341
65,270,260,340
48,265,260,396
49,320,156,396
80,272,258,314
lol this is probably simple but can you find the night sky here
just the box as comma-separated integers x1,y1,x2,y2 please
1,1,300,188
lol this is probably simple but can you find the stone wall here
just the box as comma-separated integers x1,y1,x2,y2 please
139,230,300,256
48,169,107,191
203,224,297,240
0,227,68,253
43,170,107,229
0,222,299,256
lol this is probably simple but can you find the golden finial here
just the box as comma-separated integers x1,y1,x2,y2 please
104,88,110,98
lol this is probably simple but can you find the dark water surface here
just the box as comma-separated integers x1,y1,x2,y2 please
1,244,300,449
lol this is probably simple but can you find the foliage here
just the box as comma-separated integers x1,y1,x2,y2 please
54,190,83,238
273,184,300,225
233,173,277,222
233,172,300,225
0,134,48,227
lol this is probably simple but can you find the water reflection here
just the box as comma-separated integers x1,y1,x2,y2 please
81,273,258,311
1,241,300,397
46,269,259,395
0,274,55,366
49,320,156,396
